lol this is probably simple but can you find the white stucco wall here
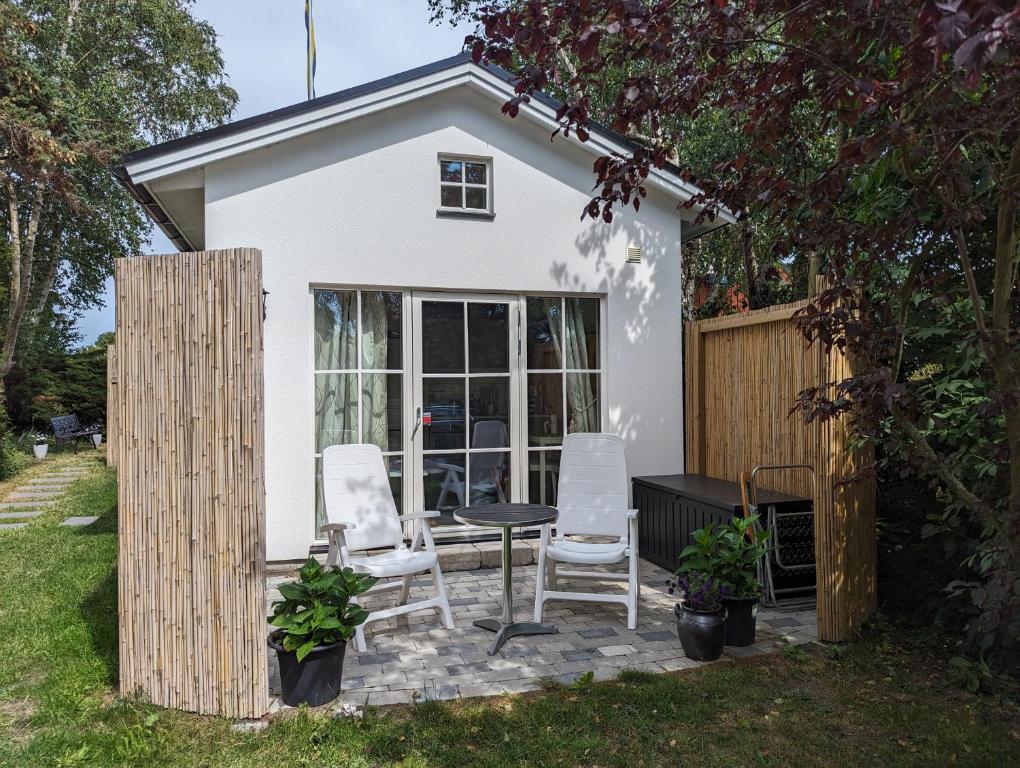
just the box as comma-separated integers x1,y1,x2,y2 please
202,86,686,562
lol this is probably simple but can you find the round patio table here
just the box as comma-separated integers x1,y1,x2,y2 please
454,503,559,655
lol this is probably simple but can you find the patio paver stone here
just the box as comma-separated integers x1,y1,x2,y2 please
59,516,100,527
266,559,817,710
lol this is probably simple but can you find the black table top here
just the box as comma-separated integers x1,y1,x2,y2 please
632,473,810,513
453,503,559,528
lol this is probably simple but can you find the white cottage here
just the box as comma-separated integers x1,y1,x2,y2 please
116,53,730,563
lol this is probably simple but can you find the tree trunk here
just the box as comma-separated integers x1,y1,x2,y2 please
806,250,821,298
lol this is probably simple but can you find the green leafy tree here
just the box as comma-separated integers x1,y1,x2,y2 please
0,0,237,401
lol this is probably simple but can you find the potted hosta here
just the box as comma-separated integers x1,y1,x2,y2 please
670,570,728,661
677,515,770,647
268,558,375,706
31,433,49,460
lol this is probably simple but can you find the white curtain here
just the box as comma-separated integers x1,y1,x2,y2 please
361,292,392,450
564,298,599,433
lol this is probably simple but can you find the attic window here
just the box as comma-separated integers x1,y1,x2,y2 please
438,156,492,216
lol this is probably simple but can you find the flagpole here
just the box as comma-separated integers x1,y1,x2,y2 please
305,0,316,100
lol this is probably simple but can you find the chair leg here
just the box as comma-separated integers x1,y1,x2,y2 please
534,552,547,623
353,624,368,653
431,565,455,629
626,549,640,630
398,574,413,606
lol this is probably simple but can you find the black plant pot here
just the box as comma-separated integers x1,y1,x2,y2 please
722,596,758,647
675,602,726,661
268,631,348,707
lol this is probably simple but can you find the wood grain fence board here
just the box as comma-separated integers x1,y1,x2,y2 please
115,249,267,718
683,289,876,642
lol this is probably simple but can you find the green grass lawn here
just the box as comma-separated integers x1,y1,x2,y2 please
0,457,1017,767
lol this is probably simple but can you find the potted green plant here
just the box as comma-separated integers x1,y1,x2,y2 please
677,515,770,647
267,558,375,706
669,570,728,660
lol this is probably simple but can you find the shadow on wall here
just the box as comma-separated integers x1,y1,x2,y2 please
549,209,681,450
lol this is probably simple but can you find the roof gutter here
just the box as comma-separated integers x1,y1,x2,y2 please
112,165,195,252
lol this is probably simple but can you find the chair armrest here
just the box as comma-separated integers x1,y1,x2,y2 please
627,509,639,519
398,510,441,522
320,522,355,533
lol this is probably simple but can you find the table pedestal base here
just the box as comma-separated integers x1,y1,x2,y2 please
474,618,558,656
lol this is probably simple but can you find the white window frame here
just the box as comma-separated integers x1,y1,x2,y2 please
520,295,607,507
309,287,606,542
310,287,412,543
437,154,494,215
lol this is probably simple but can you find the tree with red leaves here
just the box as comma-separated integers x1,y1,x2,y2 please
434,0,1020,665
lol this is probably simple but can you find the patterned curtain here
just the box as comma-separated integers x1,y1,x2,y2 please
564,298,599,433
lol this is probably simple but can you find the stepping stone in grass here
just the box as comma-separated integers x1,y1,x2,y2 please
0,510,43,520
8,491,63,500
0,523,27,531
0,501,55,509
60,516,99,527
27,478,74,485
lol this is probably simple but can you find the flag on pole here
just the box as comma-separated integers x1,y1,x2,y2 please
305,0,317,100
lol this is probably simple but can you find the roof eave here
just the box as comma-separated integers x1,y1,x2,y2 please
113,166,195,252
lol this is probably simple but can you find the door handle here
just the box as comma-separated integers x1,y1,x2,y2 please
411,407,422,439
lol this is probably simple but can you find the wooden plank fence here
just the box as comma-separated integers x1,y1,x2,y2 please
114,248,268,718
684,292,877,642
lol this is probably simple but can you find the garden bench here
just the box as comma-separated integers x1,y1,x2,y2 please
50,414,101,452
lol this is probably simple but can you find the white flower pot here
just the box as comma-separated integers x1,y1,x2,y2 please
91,433,103,448
33,443,48,460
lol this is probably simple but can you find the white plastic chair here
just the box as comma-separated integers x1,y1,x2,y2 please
533,433,640,629
321,444,454,652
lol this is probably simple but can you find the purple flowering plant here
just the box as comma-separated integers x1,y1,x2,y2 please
668,570,729,612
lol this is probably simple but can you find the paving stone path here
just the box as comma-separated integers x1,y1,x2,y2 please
0,462,94,531
267,560,818,710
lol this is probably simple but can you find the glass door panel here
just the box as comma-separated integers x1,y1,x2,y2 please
413,295,519,531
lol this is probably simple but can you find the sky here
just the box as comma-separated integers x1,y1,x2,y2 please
74,0,472,345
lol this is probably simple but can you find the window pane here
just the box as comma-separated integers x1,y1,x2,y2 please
465,187,487,209
468,303,508,372
317,455,401,534
315,373,358,451
361,291,402,370
526,297,562,369
528,450,561,506
314,290,357,370
440,184,463,208
470,378,510,448
528,373,563,446
465,162,486,184
565,297,599,369
423,378,465,450
423,453,466,523
470,451,510,506
362,373,402,451
440,160,463,182
567,372,600,434
422,301,464,373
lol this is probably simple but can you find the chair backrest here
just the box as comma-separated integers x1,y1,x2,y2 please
472,420,508,449
322,444,404,552
556,433,629,538
50,414,81,437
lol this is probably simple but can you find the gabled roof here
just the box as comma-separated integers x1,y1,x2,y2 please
116,52,732,250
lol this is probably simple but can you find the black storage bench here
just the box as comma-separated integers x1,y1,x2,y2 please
632,474,811,573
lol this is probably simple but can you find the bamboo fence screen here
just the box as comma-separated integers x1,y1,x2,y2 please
684,294,877,642
113,248,268,718
106,344,118,468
